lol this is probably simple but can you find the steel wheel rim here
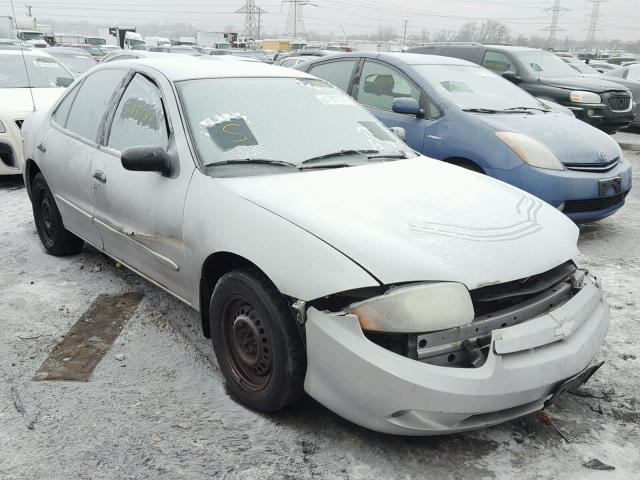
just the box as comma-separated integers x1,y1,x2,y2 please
221,296,272,391
36,188,55,244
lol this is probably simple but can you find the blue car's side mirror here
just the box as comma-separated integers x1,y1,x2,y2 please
392,97,422,117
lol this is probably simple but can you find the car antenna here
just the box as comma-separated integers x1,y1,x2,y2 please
10,0,36,112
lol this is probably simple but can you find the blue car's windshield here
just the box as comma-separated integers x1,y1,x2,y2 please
414,64,544,111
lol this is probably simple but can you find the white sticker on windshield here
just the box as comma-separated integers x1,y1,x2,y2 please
33,59,58,68
314,94,354,106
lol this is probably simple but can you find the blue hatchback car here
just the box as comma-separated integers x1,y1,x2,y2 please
296,52,632,222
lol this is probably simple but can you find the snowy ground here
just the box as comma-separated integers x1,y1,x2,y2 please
1,132,639,479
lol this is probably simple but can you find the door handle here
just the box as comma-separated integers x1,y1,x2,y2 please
36,142,46,153
92,170,107,183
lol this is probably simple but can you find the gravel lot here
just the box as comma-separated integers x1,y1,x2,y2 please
1,132,639,479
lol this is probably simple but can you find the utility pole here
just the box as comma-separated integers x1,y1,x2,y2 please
542,0,568,48
283,0,310,43
401,19,408,51
235,1,267,43
586,0,608,49
25,4,32,16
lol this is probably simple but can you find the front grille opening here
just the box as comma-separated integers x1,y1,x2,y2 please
364,262,580,369
564,193,627,213
0,142,16,168
608,95,631,111
564,157,620,173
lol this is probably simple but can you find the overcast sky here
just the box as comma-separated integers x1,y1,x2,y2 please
1,0,638,42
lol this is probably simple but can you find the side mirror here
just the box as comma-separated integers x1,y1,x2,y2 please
501,71,522,84
121,146,173,176
392,97,422,116
389,126,407,141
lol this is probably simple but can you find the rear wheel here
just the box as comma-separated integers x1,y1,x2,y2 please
31,173,84,256
210,269,305,412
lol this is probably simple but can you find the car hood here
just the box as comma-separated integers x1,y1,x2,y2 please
218,158,579,291
538,75,629,93
0,87,65,115
479,112,620,165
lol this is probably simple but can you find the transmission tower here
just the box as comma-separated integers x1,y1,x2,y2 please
235,1,267,41
586,0,608,47
283,0,310,42
542,0,568,47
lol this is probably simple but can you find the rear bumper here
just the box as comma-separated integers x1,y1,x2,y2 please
488,157,632,223
304,277,609,435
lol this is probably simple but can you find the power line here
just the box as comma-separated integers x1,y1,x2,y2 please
586,0,608,48
235,1,267,40
541,0,568,47
283,0,310,41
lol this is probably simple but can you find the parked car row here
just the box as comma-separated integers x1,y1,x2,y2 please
19,56,613,436
295,52,632,222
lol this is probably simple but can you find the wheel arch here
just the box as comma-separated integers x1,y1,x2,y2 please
24,158,41,201
442,156,486,174
199,251,275,338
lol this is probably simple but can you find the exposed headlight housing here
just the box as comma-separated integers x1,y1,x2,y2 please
495,131,564,171
0,120,5,133
348,282,474,333
569,91,601,104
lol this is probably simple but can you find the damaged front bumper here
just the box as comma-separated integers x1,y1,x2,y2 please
304,275,609,435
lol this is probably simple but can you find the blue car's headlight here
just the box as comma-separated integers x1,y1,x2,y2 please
496,131,564,171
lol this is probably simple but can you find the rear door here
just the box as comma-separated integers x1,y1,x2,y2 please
42,68,128,248
91,70,194,301
352,59,427,152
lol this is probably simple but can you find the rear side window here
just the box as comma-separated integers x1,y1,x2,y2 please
65,69,127,142
308,60,357,93
108,74,169,152
483,51,516,74
52,84,80,128
356,60,421,111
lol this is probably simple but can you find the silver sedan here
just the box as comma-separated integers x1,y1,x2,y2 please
21,57,609,435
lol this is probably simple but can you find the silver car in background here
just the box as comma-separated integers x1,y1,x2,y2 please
22,58,609,435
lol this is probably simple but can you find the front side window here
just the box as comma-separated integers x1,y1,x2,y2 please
177,77,412,176
627,64,640,81
356,61,421,111
108,74,169,152
0,54,74,88
308,60,357,93
483,51,516,74
65,69,127,142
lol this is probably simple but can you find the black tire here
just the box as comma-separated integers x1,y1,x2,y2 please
209,269,306,412
31,172,84,256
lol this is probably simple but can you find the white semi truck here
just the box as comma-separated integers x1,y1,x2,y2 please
0,16,47,47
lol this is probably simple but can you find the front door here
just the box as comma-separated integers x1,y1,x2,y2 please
91,72,194,301
353,60,427,153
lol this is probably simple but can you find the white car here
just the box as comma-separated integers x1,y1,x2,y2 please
0,48,73,175
22,57,609,435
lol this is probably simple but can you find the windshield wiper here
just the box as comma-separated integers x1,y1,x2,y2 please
299,149,410,170
463,107,544,115
206,158,297,168
300,149,380,166
504,106,551,113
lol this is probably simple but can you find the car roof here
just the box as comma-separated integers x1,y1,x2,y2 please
0,49,53,57
305,52,476,67
102,56,315,81
47,47,94,56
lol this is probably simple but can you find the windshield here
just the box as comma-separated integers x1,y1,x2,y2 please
52,53,96,75
413,64,543,111
178,77,412,174
85,37,106,46
0,55,74,88
514,51,580,78
19,31,44,41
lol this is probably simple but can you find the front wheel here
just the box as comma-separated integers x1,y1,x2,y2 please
31,172,84,256
209,269,306,412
